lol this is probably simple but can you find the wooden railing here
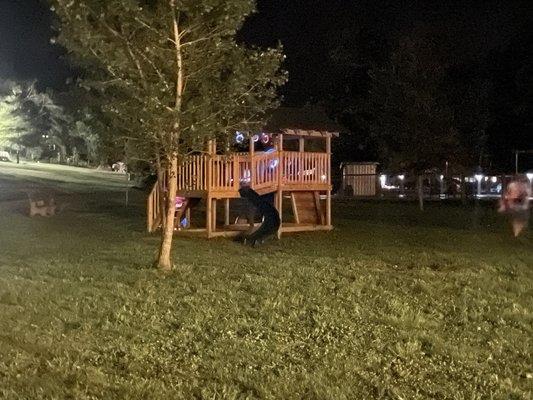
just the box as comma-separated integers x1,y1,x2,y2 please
251,152,280,190
176,151,329,192
176,151,283,193
178,154,207,191
210,155,237,192
282,151,329,186
147,182,162,233
147,150,330,232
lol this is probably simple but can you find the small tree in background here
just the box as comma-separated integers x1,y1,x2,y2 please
50,0,286,270
0,80,74,162
368,35,460,210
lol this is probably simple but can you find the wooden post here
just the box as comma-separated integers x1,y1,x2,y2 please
233,154,239,191
290,192,300,224
147,193,153,232
207,139,215,191
326,135,332,227
277,133,284,238
224,198,230,226
206,196,212,238
212,199,217,233
249,135,255,187
185,206,191,229
299,137,305,153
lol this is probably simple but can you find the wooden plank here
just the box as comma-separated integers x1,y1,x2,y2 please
206,196,212,238
326,190,331,227
293,192,319,224
212,199,217,233
147,187,154,232
185,207,191,229
281,224,333,233
224,198,230,226
290,192,300,224
279,129,339,138
314,191,325,225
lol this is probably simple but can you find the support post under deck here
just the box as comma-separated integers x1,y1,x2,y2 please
277,133,284,239
206,196,212,238
326,134,332,227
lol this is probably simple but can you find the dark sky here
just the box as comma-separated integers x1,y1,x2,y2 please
0,0,72,88
1,0,531,96
1,0,531,167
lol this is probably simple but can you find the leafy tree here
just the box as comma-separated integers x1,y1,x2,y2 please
0,81,68,160
0,82,31,155
368,35,460,210
49,0,286,270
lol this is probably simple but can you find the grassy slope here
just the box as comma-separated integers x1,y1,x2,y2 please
0,163,532,399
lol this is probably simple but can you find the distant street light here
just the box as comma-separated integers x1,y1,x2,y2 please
398,174,405,198
474,174,483,197
379,174,387,188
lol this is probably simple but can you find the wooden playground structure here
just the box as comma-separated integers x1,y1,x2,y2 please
147,124,338,238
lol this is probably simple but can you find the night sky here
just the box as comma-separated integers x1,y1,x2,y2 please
1,0,532,167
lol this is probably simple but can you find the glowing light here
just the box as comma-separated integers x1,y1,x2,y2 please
252,134,259,143
260,133,270,144
380,174,387,188
398,174,405,181
439,175,444,181
474,174,483,182
235,131,245,144
484,176,489,182
175,196,186,209
527,173,533,181
491,176,498,183
240,169,251,183
270,159,279,169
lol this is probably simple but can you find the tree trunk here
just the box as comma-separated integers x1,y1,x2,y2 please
155,154,167,231
155,156,178,271
460,174,466,204
417,174,424,211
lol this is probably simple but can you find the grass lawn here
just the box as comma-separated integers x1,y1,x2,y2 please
0,162,532,399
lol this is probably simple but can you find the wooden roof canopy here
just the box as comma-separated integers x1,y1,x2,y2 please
263,106,342,138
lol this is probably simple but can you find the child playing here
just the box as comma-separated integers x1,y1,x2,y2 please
498,176,531,237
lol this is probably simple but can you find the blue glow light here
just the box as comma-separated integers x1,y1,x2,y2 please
235,131,245,144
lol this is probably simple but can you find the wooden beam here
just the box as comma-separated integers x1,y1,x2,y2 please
277,133,284,239
290,192,300,224
299,137,305,152
211,198,217,233
249,133,255,186
278,129,340,138
206,196,212,238
326,135,332,227
314,191,325,225
281,224,333,233
185,206,191,228
224,198,230,226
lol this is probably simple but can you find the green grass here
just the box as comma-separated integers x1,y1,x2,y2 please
0,163,532,399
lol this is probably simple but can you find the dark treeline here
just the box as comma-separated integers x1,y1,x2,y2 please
240,0,533,172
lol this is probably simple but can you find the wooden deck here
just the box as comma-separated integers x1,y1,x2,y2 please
173,150,330,196
147,150,332,232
